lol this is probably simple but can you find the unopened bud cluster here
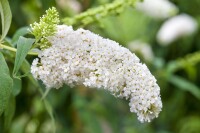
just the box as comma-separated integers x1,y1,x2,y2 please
30,7,60,50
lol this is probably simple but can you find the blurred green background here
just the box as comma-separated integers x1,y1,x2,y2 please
1,0,200,133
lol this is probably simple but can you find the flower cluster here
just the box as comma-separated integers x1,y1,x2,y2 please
31,25,162,122
30,7,60,50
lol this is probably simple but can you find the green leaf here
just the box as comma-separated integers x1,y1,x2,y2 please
0,52,13,116
11,26,30,46
13,36,35,78
4,94,15,129
12,78,22,96
21,59,38,87
44,100,56,133
20,60,55,132
0,0,12,41
169,75,200,100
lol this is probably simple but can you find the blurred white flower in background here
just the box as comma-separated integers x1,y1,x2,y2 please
157,14,198,45
56,0,81,13
136,0,178,19
128,40,154,62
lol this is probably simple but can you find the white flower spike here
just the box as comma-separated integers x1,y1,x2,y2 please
157,14,198,45
31,25,162,123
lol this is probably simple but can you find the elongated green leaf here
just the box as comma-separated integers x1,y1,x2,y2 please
4,94,15,129
12,78,22,96
13,36,35,78
21,60,38,86
44,100,56,133
0,52,13,116
0,0,12,41
169,75,200,99
20,59,55,132
11,26,30,46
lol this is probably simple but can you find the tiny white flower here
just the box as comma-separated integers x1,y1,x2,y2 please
136,0,178,19
157,14,198,45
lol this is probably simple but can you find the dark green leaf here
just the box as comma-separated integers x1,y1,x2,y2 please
12,78,22,96
0,0,12,41
13,36,35,78
0,52,13,116
4,94,15,129
11,26,30,46
21,59,38,86
169,75,200,100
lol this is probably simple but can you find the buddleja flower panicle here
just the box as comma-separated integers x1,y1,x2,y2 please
31,25,162,123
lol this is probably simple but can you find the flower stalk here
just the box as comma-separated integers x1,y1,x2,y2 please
0,43,38,56
62,0,139,27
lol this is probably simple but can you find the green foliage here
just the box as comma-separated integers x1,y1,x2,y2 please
62,0,138,27
178,116,200,133
167,51,200,73
43,100,56,133
169,75,200,99
13,36,35,78
4,94,15,129
0,0,12,41
11,27,30,46
0,52,13,116
12,78,22,96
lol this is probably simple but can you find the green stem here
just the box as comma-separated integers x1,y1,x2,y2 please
62,0,139,27
0,44,38,56
166,51,200,73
